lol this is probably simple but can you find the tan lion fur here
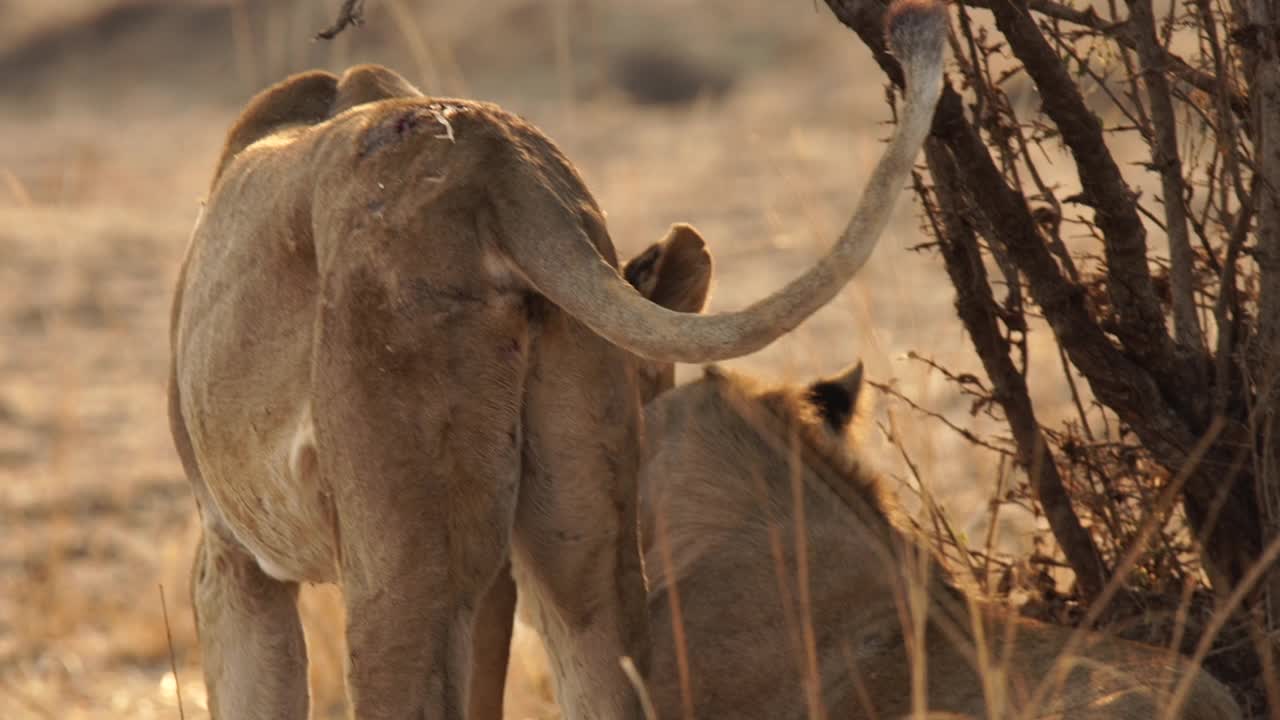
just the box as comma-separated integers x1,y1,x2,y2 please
636,365,1243,720
170,0,946,716
466,224,713,720
171,63,719,720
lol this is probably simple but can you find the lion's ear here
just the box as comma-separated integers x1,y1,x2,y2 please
214,70,339,186
806,361,870,439
332,64,424,115
623,224,712,314
702,364,728,381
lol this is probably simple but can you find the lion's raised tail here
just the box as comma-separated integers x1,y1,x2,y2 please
493,0,948,364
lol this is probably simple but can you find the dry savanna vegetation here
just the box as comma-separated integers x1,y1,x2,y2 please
2,0,1273,717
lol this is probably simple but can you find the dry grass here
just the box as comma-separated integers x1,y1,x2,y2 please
0,0,1154,717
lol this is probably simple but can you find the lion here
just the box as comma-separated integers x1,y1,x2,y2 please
166,1,946,717
465,222,713,720
634,362,1244,719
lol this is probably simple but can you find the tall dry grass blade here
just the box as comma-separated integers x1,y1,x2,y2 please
228,0,259,94
766,505,809,703
837,639,882,719
551,0,575,123
789,431,827,720
881,405,980,583
995,587,1025,718
654,491,696,720
964,589,1002,719
385,0,443,93
906,544,931,719
746,429,807,705
1,168,32,206
159,584,186,720
620,656,659,720
1155,575,1200,712
980,455,1009,591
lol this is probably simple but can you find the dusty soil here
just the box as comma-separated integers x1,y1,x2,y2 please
0,0,1095,717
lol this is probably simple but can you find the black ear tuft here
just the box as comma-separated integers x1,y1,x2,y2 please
808,381,854,433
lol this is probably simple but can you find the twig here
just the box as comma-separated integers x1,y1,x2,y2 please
316,0,366,40
159,584,186,720
868,379,1014,457
880,412,979,583
1057,345,1094,441
982,455,1011,591
1047,30,1147,135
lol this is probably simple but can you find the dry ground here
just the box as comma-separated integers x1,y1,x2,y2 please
0,0,1131,717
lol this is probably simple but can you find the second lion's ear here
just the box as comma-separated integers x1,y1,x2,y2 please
332,64,424,115
702,364,728,381
807,361,870,438
623,224,712,313
214,70,339,187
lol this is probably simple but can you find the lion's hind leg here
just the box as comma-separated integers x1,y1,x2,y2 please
469,564,518,720
191,526,309,720
319,379,522,720
513,316,651,720
311,271,530,719
171,364,310,720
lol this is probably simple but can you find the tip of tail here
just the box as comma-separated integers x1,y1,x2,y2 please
885,0,948,64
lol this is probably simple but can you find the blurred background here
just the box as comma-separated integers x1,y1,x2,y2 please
0,0,1081,716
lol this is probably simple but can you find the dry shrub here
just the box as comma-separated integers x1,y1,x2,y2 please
819,0,1280,712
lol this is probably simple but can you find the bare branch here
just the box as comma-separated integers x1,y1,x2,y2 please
1242,0,1280,644
1126,0,1205,353
866,378,1016,458
317,0,366,40
1213,189,1254,417
823,0,1191,455
985,0,1194,400
1196,0,1251,211
961,0,1251,117
822,0,1261,592
1246,0,1280,364
920,147,1110,599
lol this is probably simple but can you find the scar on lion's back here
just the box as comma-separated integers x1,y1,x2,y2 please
212,64,426,188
